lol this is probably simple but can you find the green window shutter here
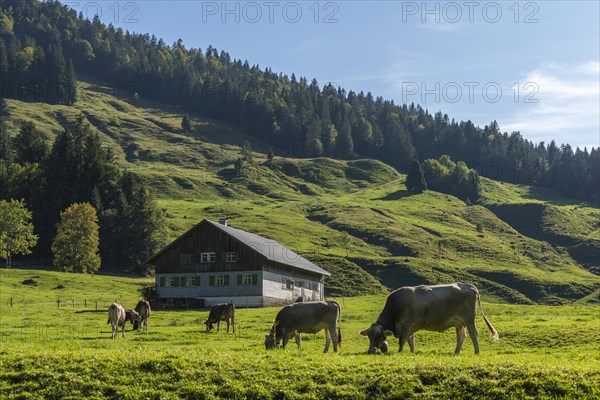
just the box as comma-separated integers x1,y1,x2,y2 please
235,252,240,262
224,275,230,285
237,274,242,285
173,277,179,287
252,274,258,285
222,253,226,262
195,276,201,286
159,277,165,287
209,275,215,286
180,253,191,265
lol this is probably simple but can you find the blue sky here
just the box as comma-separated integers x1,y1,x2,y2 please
69,1,599,149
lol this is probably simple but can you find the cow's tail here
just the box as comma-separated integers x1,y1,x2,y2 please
337,303,342,349
477,291,499,341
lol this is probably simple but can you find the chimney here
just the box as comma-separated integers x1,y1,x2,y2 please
218,217,228,226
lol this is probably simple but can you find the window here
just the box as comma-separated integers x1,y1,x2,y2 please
238,273,257,285
185,276,200,287
225,252,238,263
201,252,216,263
242,273,252,285
159,277,166,287
282,278,294,290
180,253,192,265
169,276,180,287
210,274,229,286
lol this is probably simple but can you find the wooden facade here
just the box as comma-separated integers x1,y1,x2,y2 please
146,219,330,308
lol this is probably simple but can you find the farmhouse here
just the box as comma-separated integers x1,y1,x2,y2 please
146,218,330,307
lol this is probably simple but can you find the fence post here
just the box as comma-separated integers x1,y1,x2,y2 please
57,299,60,308
72,299,75,308
10,298,12,307
84,299,87,308
95,300,98,311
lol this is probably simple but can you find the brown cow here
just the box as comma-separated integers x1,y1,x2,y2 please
107,303,141,339
265,301,342,352
205,303,235,333
133,300,151,331
360,283,499,354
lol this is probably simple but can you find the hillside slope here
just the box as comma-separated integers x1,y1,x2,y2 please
3,79,599,302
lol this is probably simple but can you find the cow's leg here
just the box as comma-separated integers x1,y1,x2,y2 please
112,324,117,339
398,325,411,352
216,321,221,332
295,333,302,350
408,334,415,353
331,327,339,352
455,325,466,354
466,323,480,354
231,318,235,334
226,320,230,333
121,322,125,338
324,329,331,353
281,331,289,349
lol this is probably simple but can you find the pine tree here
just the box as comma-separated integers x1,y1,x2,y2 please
0,119,12,161
52,202,101,273
14,121,48,163
0,37,8,75
65,58,77,105
406,160,427,193
182,114,192,132
241,140,254,163
45,43,67,104
267,147,274,162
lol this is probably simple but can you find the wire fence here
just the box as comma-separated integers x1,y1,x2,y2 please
1,297,135,311
0,318,274,343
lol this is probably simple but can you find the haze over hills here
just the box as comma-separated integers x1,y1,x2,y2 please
2,78,598,303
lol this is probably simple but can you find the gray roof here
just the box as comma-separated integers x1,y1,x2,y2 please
204,219,330,276
146,219,330,276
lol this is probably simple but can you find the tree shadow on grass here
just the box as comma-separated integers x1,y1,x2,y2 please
375,190,416,201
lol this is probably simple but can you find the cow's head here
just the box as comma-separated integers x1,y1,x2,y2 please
264,321,279,350
205,321,214,332
125,310,142,325
360,323,393,354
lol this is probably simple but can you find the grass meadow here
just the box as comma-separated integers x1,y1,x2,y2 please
1,269,599,399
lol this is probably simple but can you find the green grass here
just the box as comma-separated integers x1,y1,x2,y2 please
3,79,599,302
1,269,599,399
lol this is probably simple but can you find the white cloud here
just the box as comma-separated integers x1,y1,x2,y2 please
503,62,600,148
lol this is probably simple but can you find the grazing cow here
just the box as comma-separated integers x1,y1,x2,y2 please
205,303,235,333
264,300,342,353
107,303,141,339
360,283,499,354
133,300,152,331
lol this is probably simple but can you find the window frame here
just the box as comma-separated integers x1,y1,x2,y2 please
225,252,237,263
241,273,253,285
201,252,216,263
281,278,294,290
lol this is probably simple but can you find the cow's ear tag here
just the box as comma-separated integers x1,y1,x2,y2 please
384,330,394,337
359,330,368,337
